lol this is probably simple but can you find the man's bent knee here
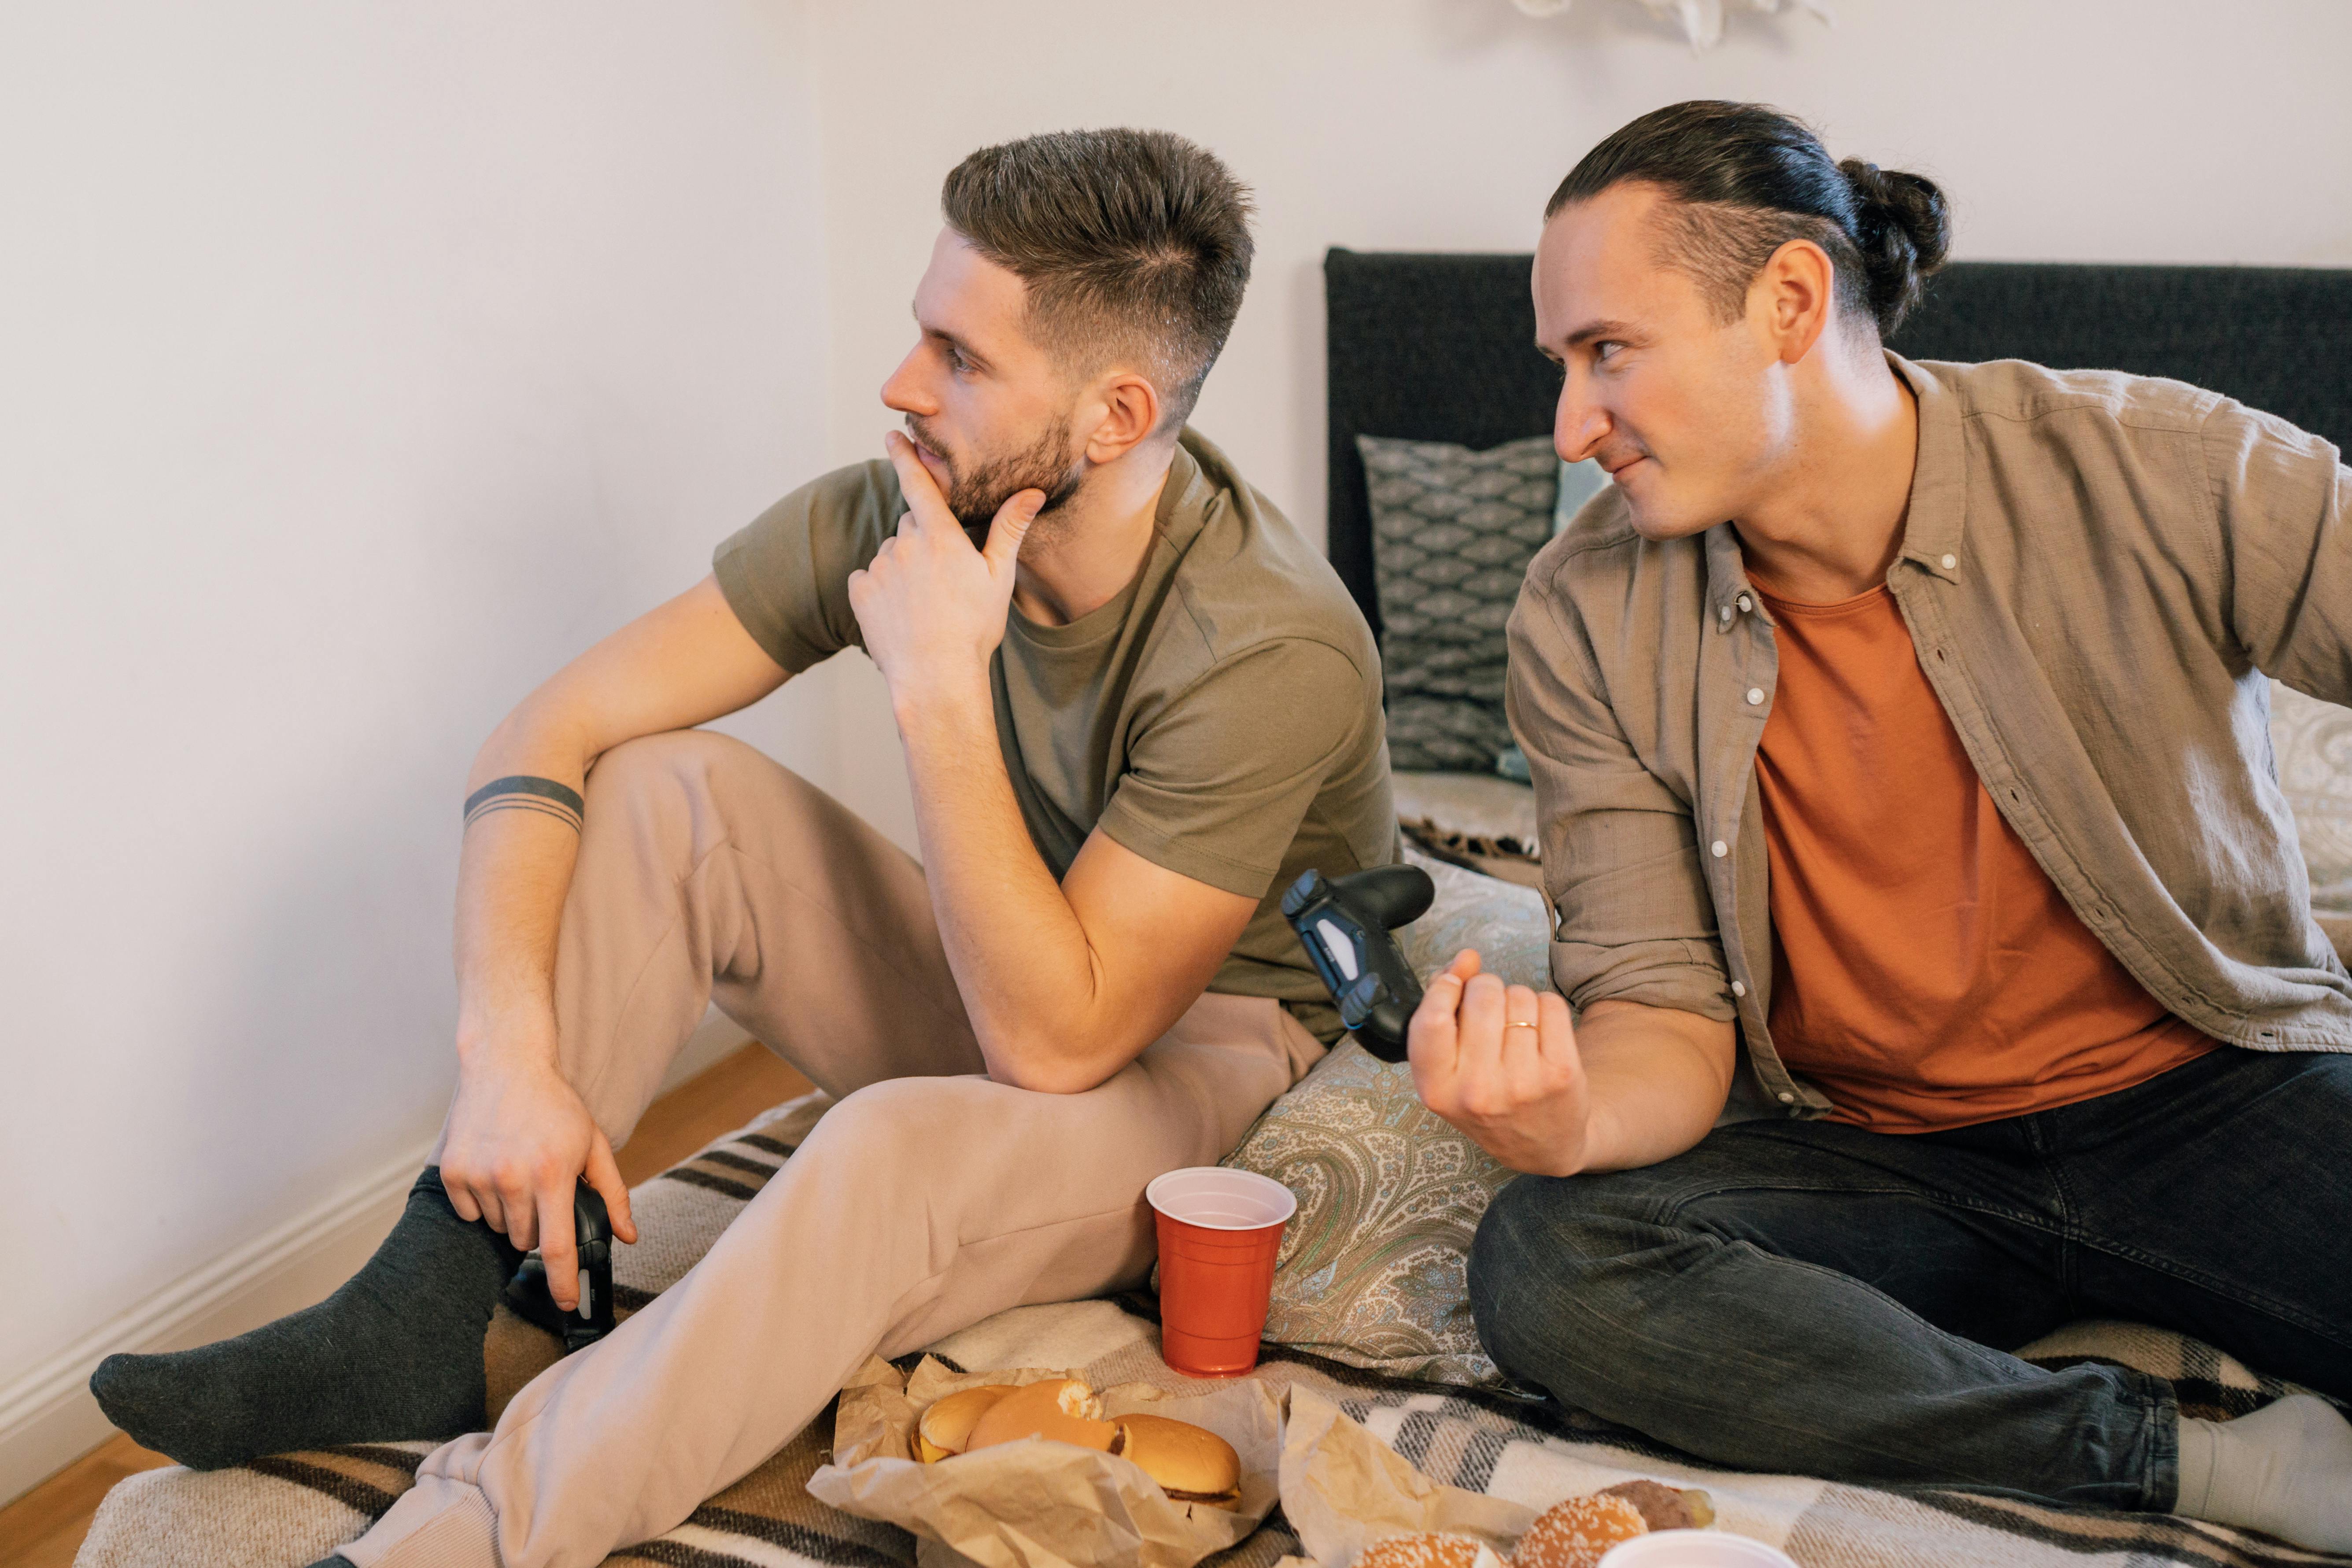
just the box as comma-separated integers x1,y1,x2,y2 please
798,1074,1003,1172
583,729,790,817
1468,1173,1667,1404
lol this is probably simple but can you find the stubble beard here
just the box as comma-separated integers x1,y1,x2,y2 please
908,416,1090,550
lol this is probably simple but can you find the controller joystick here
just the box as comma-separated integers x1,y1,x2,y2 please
500,1179,617,1354
1282,864,1436,1063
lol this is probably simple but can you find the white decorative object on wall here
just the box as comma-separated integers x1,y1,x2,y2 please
1511,0,1833,52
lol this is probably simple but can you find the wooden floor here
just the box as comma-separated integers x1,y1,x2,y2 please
0,1042,811,1568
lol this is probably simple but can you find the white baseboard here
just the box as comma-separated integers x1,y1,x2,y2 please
0,1010,753,1509
0,1136,435,1508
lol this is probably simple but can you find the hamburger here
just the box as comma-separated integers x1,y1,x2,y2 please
919,1377,1245,1514
964,1378,1118,1454
912,1384,1016,1463
1111,1413,1243,1511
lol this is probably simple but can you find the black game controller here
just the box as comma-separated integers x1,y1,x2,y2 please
1282,865,1435,1062
501,1180,617,1354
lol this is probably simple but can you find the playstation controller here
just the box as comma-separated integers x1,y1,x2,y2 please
1282,864,1435,1062
501,1179,617,1354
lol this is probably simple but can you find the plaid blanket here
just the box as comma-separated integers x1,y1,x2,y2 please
77,1095,2351,1568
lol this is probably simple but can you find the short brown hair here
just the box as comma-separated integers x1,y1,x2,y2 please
942,128,1255,430
1548,101,1950,339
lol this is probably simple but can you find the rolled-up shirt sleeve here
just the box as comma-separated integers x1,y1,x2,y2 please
1505,568,1735,1021
2206,398,2352,706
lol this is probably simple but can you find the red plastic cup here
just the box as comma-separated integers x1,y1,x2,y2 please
1145,1167,1297,1378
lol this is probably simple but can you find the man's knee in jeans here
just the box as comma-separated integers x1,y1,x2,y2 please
1468,1173,1675,1410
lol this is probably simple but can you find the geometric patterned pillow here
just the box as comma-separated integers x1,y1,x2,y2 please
1359,434,1558,772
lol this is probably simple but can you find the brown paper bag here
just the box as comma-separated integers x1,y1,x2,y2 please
1276,1386,1536,1566
807,1355,1284,1568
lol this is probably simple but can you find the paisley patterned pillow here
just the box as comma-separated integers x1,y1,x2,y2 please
1224,848,1549,1387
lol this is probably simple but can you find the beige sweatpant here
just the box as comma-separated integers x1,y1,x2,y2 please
340,730,1321,1568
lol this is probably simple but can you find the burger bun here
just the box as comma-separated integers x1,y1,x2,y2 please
1509,1493,1647,1568
1357,1534,1504,1568
912,1384,1016,1463
1111,1413,1242,1510
964,1378,1117,1454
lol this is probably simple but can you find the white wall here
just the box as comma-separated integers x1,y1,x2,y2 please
807,0,2352,846
0,0,832,1492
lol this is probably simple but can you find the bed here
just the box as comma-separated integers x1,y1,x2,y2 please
79,258,2352,1568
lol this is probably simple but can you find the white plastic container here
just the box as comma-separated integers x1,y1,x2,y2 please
1599,1531,1801,1568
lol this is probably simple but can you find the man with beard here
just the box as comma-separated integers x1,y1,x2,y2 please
91,129,1393,1568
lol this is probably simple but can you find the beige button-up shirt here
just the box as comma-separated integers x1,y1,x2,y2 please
1505,354,2352,1120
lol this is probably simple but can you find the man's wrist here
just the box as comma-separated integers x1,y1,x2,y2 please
1556,1100,1607,1178
890,668,996,738
454,1003,560,1076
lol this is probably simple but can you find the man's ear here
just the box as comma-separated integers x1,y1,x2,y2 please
1750,238,1839,365
1079,370,1165,465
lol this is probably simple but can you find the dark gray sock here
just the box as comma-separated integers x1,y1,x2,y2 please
91,1169,522,1470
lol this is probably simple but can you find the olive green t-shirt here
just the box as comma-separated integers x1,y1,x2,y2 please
711,428,1395,1041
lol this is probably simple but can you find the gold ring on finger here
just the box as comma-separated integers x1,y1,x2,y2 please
1505,1019,1539,1029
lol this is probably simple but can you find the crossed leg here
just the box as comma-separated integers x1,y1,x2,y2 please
1470,1046,2352,1516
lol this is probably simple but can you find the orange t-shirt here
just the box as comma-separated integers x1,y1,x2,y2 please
1751,579,2212,1133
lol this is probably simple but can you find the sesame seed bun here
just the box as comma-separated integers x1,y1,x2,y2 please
1112,1414,1242,1509
965,1378,1117,1454
1356,1533,1498,1568
1510,1494,1647,1568
912,1384,1017,1463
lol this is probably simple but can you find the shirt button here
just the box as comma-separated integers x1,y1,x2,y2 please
1940,553,1957,570
1735,594,1754,613
1718,605,1733,626
1776,1091,1796,1104
1732,980,1747,998
1745,687,1765,705
1710,840,1728,858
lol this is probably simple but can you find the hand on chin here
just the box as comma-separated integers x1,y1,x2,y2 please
849,431,1044,712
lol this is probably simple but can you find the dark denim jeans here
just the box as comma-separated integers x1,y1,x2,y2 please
1467,1046,2352,1511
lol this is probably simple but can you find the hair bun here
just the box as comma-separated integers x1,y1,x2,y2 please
1839,159,1950,336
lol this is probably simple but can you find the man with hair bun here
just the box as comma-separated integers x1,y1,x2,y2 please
1410,100,2352,1548
89,128,1394,1568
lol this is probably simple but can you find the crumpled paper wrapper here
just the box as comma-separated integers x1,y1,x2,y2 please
807,1356,1284,1568
1278,1386,1536,1566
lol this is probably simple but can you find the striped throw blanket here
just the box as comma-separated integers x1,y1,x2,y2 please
77,1093,2351,1568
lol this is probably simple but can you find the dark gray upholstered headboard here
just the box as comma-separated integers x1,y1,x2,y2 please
1324,249,2352,638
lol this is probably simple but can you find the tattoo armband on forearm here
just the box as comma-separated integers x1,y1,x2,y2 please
463,775,585,835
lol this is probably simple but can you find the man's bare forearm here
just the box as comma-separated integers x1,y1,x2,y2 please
451,714,591,1073
893,679,1113,1092
1567,999,1737,1175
